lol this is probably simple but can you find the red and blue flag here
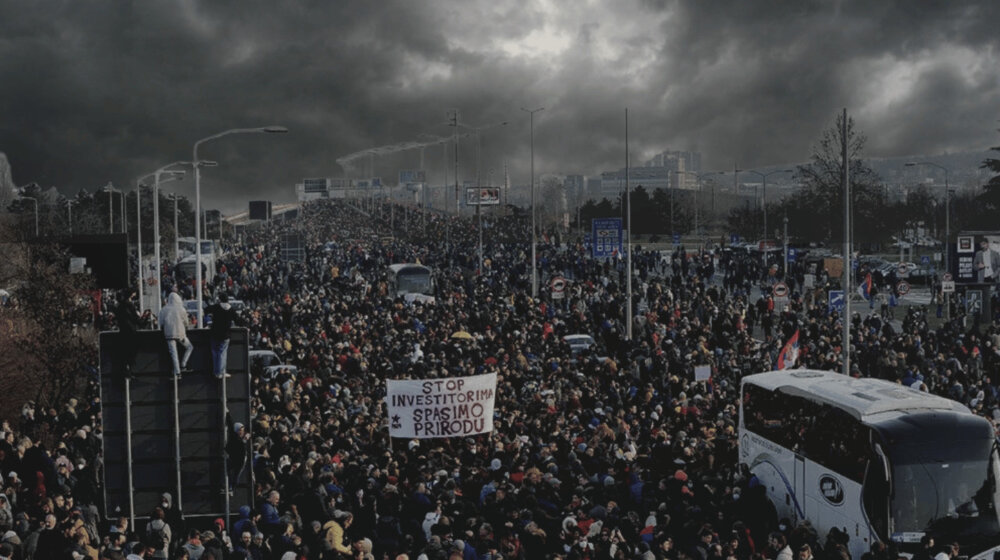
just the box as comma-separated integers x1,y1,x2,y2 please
857,272,873,300
776,330,800,370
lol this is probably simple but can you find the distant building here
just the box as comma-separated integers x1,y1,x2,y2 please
600,166,683,198
645,150,701,172
596,150,702,198
564,175,586,204
295,178,354,201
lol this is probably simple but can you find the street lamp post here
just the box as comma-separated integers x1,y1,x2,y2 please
139,165,192,314
906,161,951,320
136,181,144,309
783,216,790,276
193,126,287,327
905,161,950,273
169,194,180,264
675,170,724,243
65,200,75,236
454,120,507,275
522,107,544,298
102,184,126,234
736,168,793,267
19,196,38,236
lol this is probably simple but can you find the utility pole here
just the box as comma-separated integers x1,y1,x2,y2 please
841,108,851,377
625,108,633,341
522,106,544,298
451,109,460,217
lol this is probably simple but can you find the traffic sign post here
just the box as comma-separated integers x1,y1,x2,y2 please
896,280,910,297
592,218,623,259
772,282,789,298
941,272,954,321
550,276,566,300
828,290,846,314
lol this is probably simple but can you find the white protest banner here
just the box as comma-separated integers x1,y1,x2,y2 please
386,373,497,438
694,365,712,381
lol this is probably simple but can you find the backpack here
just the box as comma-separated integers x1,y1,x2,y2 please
147,521,169,553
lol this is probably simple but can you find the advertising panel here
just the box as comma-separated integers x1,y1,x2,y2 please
465,187,501,206
955,233,1000,284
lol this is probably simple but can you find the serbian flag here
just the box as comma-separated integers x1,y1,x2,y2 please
857,273,873,300
776,330,800,370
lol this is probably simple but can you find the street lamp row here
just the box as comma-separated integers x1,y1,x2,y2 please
193,126,287,327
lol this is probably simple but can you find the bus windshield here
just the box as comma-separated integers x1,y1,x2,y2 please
396,269,432,295
888,436,1000,546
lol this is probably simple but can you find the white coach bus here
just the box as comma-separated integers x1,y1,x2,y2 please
387,263,435,304
739,370,1000,560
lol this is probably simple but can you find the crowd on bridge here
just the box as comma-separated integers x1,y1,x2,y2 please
0,198,999,560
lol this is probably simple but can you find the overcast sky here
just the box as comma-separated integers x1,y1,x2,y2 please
2,0,999,213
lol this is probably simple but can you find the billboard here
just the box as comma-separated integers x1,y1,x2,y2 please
465,187,501,206
248,200,272,221
66,234,129,289
302,178,328,193
99,328,252,518
591,218,623,259
399,170,426,184
955,232,1000,284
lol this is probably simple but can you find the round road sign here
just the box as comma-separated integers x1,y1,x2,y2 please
550,276,566,293
897,263,909,276
896,280,910,296
773,282,789,298
942,272,953,282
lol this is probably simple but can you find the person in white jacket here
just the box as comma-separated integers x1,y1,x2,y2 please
158,292,193,378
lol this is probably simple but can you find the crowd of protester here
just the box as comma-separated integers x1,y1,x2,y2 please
1,198,999,560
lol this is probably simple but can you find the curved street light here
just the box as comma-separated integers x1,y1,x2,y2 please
140,161,217,314
522,107,544,297
736,168,793,266
675,170,724,239
15,182,39,236
193,126,287,327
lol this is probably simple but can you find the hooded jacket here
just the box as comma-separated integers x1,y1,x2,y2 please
158,293,189,340
146,518,171,559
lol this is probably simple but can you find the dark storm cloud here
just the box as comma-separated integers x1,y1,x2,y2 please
1,0,998,212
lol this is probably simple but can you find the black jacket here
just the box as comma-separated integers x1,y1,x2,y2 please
205,303,238,342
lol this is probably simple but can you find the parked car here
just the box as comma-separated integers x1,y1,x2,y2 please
903,264,935,285
183,300,211,326
248,350,282,376
262,364,298,380
563,334,596,355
